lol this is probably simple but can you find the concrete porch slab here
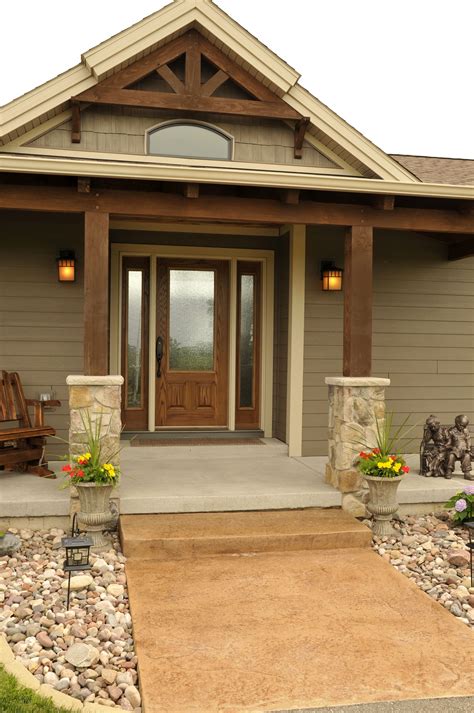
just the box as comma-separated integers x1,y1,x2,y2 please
126,547,474,713
0,445,470,520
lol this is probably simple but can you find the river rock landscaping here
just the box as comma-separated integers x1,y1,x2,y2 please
372,512,474,628
0,528,140,711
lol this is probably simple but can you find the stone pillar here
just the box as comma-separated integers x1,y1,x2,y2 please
324,376,390,517
66,375,123,525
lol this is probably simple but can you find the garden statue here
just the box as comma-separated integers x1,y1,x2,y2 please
420,415,449,477
420,414,473,480
446,415,473,481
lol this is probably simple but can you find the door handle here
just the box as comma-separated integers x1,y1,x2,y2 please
156,336,164,377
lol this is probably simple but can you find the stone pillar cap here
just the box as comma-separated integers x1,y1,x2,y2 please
325,376,390,387
67,375,124,386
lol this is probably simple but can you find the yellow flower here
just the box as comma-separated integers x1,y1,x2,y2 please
393,462,402,473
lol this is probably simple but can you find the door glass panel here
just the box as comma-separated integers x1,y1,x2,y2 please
169,270,215,371
127,270,143,408
239,274,255,408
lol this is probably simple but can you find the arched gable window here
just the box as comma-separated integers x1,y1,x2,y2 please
146,121,233,160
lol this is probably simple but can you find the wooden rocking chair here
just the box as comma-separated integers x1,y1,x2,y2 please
0,371,61,478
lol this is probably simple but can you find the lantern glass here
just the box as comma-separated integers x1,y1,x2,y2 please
321,261,343,291
57,251,76,282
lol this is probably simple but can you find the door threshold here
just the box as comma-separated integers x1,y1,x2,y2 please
122,430,264,441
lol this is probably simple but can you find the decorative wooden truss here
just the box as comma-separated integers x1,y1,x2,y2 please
71,30,310,157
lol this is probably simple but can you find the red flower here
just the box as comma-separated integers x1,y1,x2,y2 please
390,455,397,461
372,448,380,455
62,464,72,472
76,469,85,478
359,451,369,459
402,466,410,473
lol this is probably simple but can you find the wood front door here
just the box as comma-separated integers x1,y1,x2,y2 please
155,259,229,427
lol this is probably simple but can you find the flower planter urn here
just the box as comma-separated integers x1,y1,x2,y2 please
76,482,113,552
363,474,404,537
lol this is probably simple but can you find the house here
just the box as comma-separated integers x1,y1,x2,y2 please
1,0,473,508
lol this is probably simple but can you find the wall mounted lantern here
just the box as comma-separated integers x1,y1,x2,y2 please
57,250,76,282
320,260,343,291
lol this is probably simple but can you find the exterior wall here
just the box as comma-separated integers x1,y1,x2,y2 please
0,212,84,455
303,227,474,456
28,107,339,169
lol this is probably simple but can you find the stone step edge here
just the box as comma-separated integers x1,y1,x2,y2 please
0,633,108,713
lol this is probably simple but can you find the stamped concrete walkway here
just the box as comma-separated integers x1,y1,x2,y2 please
124,512,474,713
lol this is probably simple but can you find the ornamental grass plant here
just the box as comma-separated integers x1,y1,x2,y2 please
355,412,417,478
61,410,120,487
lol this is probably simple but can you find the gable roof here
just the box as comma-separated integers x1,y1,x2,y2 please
0,0,417,183
391,155,474,186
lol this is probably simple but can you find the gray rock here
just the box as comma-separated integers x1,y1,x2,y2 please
0,533,21,555
65,643,100,669
124,684,141,708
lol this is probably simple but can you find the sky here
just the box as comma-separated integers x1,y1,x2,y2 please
1,0,473,159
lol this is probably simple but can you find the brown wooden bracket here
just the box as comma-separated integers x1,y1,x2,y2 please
183,183,199,199
280,189,300,205
294,117,310,159
77,178,91,194
156,65,186,94
71,101,81,144
373,195,395,211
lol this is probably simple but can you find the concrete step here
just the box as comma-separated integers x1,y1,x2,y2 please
119,508,371,560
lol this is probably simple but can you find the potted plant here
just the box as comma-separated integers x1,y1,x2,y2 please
62,412,120,551
445,484,474,524
355,413,414,537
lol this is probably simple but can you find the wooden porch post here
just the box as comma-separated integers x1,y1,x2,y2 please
343,225,373,377
84,212,110,375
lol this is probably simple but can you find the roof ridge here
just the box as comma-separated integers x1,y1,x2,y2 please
391,153,474,162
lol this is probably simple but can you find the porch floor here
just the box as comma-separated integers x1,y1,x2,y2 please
0,440,469,519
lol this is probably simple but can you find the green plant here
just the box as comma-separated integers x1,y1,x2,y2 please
62,410,120,487
445,484,474,523
354,412,418,478
0,666,74,713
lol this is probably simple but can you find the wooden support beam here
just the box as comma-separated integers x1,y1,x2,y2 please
156,65,185,94
280,189,300,205
201,70,229,97
77,178,91,194
294,118,310,159
373,195,395,210
343,226,373,377
286,225,306,457
448,238,474,261
71,102,81,144
1,185,474,234
74,88,302,120
84,212,110,375
185,32,201,95
184,183,199,199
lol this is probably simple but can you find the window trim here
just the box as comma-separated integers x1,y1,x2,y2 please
145,119,235,161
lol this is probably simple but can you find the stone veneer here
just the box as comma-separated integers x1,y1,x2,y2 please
324,376,390,517
66,375,124,523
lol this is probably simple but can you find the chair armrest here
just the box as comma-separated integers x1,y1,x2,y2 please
26,399,61,427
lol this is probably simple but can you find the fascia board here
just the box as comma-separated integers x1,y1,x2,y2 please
82,1,299,91
0,152,473,200
285,84,419,183
0,65,95,142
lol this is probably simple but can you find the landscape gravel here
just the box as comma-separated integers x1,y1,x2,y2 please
371,512,474,628
0,528,141,711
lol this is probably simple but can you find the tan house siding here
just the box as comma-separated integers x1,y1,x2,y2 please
27,107,339,169
303,227,474,456
0,212,84,455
